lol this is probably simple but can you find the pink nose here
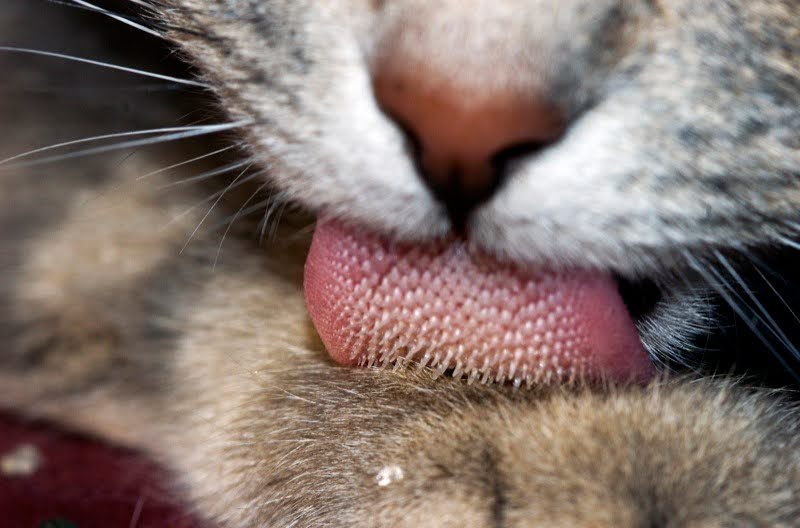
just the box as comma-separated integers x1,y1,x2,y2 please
373,62,565,226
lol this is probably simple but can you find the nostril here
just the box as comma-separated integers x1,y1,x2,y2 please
386,113,507,233
385,109,425,177
489,140,557,183
430,164,499,235
373,69,567,230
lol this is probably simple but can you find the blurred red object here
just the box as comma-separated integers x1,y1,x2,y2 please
0,413,209,528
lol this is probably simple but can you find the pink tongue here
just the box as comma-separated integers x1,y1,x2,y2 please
304,220,654,386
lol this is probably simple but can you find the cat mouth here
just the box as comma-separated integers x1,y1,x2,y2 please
304,218,656,387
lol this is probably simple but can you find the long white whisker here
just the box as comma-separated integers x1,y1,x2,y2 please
157,160,251,189
777,235,800,252
752,265,800,328
2,125,225,165
0,82,185,94
137,143,242,180
212,198,272,229
214,182,270,269
2,122,250,168
258,193,286,242
166,171,266,228
65,0,163,38
45,0,98,13
0,47,208,88
180,165,255,253
685,251,800,380
267,200,289,241
714,250,800,362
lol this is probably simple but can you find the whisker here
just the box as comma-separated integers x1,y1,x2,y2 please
777,235,800,252
128,494,146,528
45,0,101,13
752,265,800,328
137,143,242,180
685,251,800,381
706,265,784,352
214,182,271,269
1,122,250,168
3,125,219,165
62,0,163,38
156,160,251,189
285,220,317,242
0,47,208,88
180,164,255,253
714,250,800,362
258,193,289,243
210,198,272,230
0,82,188,94
267,200,289,241
166,171,266,228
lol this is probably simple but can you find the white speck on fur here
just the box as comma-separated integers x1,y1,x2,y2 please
376,465,405,487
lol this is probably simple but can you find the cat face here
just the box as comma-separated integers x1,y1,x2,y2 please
153,0,800,370
4,2,800,525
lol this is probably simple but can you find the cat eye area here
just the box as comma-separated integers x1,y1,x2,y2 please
304,218,656,388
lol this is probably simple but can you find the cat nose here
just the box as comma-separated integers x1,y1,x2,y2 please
373,65,565,228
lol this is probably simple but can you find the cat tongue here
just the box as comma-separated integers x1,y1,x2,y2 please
304,219,654,386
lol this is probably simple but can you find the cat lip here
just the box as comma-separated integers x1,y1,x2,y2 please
303,218,656,387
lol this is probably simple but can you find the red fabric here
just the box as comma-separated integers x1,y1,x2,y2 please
0,413,210,528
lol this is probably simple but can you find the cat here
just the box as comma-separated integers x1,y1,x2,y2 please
2,0,800,526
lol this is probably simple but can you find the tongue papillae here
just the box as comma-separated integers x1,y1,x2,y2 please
304,219,655,387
